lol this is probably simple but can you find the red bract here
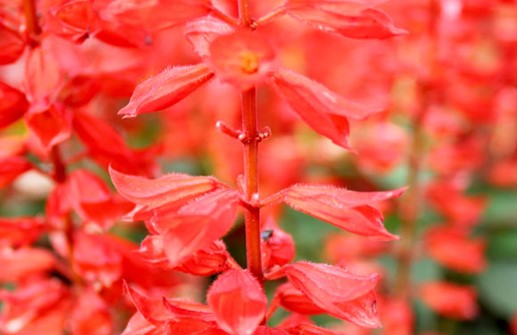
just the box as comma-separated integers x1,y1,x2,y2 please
271,69,378,149
274,283,380,328
269,261,381,328
274,184,404,240
118,64,215,118
109,167,224,210
159,188,239,266
207,269,267,335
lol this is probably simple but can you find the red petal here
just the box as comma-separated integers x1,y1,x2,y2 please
279,184,404,240
0,22,25,64
209,30,277,90
272,69,377,149
0,217,46,248
254,326,290,335
0,81,28,129
207,269,267,335
0,248,55,282
0,156,32,188
124,283,171,324
120,312,159,335
275,282,380,328
286,1,407,39
105,0,211,31
46,0,99,42
74,112,158,175
109,167,224,209
162,298,214,322
161,189,239,266
73,232,122,287
70,288,113,335
282,322,347,335
25,102,72,152
185,16,234,57
175,240,230,276
118,64,214,118
24,47,63,101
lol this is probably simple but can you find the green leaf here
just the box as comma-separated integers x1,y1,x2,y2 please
477,262,517,318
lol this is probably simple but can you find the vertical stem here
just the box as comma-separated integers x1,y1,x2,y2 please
394,103,427,299
237,0,263,282
394,0,438,301
239,0,252,26
241,88,263,282
22,0,41,45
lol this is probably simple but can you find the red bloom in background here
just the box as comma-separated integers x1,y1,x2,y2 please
425,225,486,274
419,282,478,320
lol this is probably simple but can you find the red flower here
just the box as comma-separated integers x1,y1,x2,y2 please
419,282,478,320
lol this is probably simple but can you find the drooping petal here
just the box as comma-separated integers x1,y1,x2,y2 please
118,64,214,118
286,0,407,39
282,261,380,304
207,269,267,335
109,166,224,210
209,30,277,90
272,69,378,149
277,184,404,240
161,188,239,266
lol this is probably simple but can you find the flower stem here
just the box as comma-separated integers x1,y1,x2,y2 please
22,0,41,46
241,88,263,282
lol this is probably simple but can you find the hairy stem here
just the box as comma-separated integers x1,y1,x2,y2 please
238,0,263,283
241,88,263,282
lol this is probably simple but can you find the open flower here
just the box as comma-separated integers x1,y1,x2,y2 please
119,27,379,149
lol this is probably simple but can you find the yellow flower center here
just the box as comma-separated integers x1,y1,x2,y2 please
239,51,260,74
